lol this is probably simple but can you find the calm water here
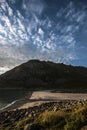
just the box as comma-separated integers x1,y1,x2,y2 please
0,89,30,109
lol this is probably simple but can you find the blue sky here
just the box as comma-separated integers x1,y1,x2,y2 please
0,0,87,74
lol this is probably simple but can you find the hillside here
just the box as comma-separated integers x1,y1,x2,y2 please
0,60,87,91
0,100,87,130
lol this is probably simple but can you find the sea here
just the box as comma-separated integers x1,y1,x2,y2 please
0,89,29,109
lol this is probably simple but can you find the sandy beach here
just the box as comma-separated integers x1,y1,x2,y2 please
19,91,87,109
30,91,87,100
1,91,87,112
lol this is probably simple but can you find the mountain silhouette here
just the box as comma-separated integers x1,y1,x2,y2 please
0,60,87,92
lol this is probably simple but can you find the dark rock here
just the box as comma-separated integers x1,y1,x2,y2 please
25,123,43,130
0,100,86,130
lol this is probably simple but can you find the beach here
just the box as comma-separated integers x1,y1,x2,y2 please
1,91,87,111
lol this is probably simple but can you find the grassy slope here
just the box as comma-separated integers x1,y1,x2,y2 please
2,101,87,130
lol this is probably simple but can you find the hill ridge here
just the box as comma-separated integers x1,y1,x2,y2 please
0,60,87,91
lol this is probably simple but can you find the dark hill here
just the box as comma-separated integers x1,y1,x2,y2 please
0,60,87,92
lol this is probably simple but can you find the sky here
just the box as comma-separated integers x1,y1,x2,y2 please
0,0,87,74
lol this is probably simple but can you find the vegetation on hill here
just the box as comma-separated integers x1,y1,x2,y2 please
16,101,87,130
0,100,87,130
0,60,87,91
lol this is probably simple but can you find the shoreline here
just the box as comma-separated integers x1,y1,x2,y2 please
0,88,87,94
0,100,17,111
1,91,87,112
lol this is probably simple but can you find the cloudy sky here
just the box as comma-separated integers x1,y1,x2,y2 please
0,0,87,74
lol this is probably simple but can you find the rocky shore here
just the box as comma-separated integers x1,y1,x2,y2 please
0,91,87,130
0,99,86,130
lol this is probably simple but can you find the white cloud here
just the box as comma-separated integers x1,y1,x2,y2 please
0,67,10,75
65,3,86,24
8,0,15,4
76,12,86,22
0,0,85,73
22,0,45,15
38,28,44,38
